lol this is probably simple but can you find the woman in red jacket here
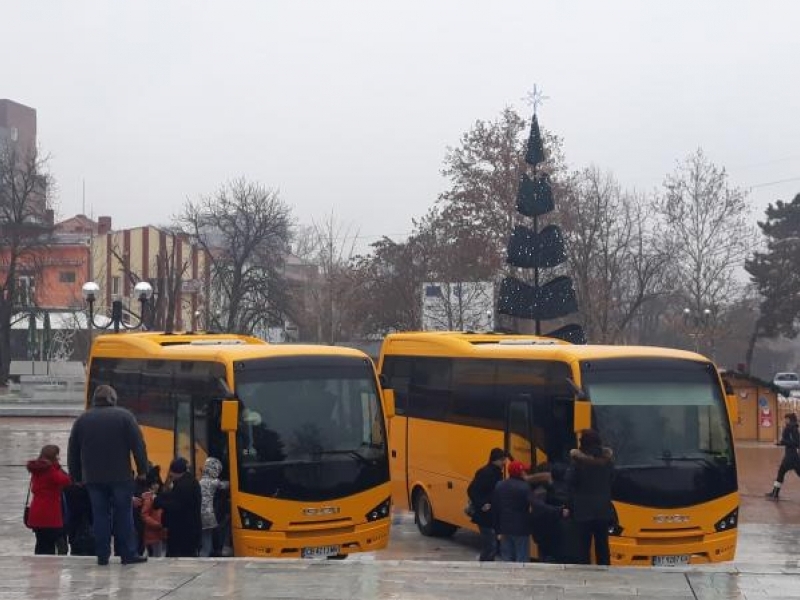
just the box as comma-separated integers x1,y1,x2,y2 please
26,444,72,554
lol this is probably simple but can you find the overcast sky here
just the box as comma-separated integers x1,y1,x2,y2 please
3,1,799,250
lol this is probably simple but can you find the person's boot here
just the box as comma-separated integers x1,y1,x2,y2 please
765,483,781,500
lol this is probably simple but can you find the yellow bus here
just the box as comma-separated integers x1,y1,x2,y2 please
377,331,739,566
85,331,393,559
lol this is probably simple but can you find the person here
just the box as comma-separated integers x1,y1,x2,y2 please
466,448,506,561
62,483,94,556
199,457,229,557
67,384,149,565
766,413,800,500
528,463,570,563
26,444,72,555
567,429,614,566
154,457,202,557
491,460,533,563
140,465,167,557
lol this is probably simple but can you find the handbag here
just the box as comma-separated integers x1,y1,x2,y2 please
23,479,32,529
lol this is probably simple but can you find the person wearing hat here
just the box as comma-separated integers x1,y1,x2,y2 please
154,457,202,557
491,459,534,562
466,448,506,561
766,412,800,500
67,384,148,565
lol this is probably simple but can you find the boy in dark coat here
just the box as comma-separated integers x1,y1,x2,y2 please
492,460,533,563
466,448,506,561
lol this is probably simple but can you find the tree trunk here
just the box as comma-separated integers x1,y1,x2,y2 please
744,322,760,375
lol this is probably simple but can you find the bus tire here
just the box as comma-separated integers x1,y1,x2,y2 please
413,489,457,538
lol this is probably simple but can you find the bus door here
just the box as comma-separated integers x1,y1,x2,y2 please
381,357,413,510
506,397,534,467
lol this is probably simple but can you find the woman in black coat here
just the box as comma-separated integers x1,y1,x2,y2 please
567,429,614,565
154,458,202,557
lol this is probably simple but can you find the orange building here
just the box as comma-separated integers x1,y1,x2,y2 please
722,371,783,443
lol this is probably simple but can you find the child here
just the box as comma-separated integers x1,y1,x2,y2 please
154,457,202,557
140,465,167,557
26,444,72,555
199,457,229,557
62,483,95,556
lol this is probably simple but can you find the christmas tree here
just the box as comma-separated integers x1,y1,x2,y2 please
497,111,585,344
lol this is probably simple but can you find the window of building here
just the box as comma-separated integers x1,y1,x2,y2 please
112,276,121,296
59,271,76,283
10,127,18,142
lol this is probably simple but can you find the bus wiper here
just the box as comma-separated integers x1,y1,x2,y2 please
315,450,374,466
655,454,718,467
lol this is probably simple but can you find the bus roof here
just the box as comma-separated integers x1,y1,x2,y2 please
90,332,372,363
380,331,711,363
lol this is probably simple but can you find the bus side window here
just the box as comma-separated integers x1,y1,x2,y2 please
382,356,412,415
409,358,452,422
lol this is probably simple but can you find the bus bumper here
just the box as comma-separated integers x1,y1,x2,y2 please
233,519,391,559
609,528,738,566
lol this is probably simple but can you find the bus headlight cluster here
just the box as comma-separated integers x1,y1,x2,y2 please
714,508,738,532
365,498,391,522
608,504,623,536
238,507,273,531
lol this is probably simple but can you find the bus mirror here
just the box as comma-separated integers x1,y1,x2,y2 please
725,394,738,425
383,388,396,419
574,400,592,431
221,399,239,433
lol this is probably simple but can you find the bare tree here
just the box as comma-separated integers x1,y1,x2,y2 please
656,149,754,324
349,236,428,335
180,178,292,334
294,212,361,344
0,144,53,384
560,168,672,343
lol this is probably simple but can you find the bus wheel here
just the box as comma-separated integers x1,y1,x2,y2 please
414,489,457,538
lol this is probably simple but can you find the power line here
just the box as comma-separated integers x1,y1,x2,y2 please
749,176,800,189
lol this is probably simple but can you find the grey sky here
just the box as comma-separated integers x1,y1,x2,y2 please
3,1,799,250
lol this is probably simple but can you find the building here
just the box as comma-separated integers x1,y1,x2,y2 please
0,99,36,157
91,225,210,331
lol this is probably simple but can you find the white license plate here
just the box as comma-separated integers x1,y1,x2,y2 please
301,545,340,559
652,554,690,567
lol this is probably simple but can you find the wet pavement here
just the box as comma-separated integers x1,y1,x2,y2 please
4,417,800,598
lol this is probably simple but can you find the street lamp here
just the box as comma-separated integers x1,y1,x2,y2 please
82,280,153,334
683,307,714,354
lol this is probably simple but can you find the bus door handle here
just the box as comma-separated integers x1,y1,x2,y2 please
447,481,453,489
391,450,397,458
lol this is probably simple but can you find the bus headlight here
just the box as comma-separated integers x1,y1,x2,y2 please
238,507,273,531
608,504,623,536
714,508,738,532
365,498,391,522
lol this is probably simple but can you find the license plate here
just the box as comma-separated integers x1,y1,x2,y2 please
652,554,690,567
301,545,340,559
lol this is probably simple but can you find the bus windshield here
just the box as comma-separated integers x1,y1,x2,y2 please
582,359,736,508
234,357,389,501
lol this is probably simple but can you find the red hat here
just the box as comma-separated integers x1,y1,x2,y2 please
507,460,529,478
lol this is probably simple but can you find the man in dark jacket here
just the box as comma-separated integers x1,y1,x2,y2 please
67,385,148,566
467,448,506,561
492,460,533,562
154,457,202,557
766,412,800,500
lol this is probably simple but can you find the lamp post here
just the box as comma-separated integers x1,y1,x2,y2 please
82,280,154,334
683,307,713,354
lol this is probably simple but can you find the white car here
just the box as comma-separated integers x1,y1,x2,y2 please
773,372,800,392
